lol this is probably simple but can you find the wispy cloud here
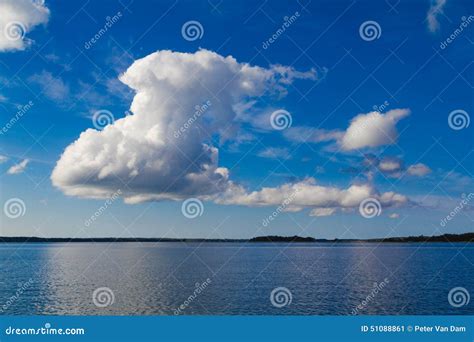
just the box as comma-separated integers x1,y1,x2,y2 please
7,159,29,174
29,71,70,103
257,147,291,159
407,163,432,177
427,0,447,33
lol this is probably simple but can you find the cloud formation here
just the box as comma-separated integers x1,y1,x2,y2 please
215,177,408,216
283,109,410,151
407,163,432,177
283,126,342,144
29,71,70,102
257,147,290,159
427,0,447,33
378,157,403,173
362,155,431,179
7,159,29,174
52,49,315,203
52,49,411,217
0,0,50,52
339,109,410,150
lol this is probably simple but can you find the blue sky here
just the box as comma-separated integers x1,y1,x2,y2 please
0,0,472,239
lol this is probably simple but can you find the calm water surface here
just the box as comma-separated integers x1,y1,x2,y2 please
0,242,472,315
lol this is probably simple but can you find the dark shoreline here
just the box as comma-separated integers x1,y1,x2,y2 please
0,233,473,243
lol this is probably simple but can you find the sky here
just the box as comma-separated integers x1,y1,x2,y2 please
0,0,472,239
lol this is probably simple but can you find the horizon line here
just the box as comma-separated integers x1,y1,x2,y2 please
0,232,473,243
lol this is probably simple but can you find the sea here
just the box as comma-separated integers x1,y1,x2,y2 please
0,242,472,315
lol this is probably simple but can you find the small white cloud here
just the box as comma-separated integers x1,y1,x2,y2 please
389,213,400,219
310,208,336,217
7,159,29,174
0,0,50,52
257,147,290,159
377,157,404,178
407,163,432,177
283,109,410,151
378,158,402,173
340,109,410,151
0,155,8,163
427,0,447,33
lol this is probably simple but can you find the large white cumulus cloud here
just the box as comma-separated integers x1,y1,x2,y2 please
0,0,50,52
51,49,316,203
